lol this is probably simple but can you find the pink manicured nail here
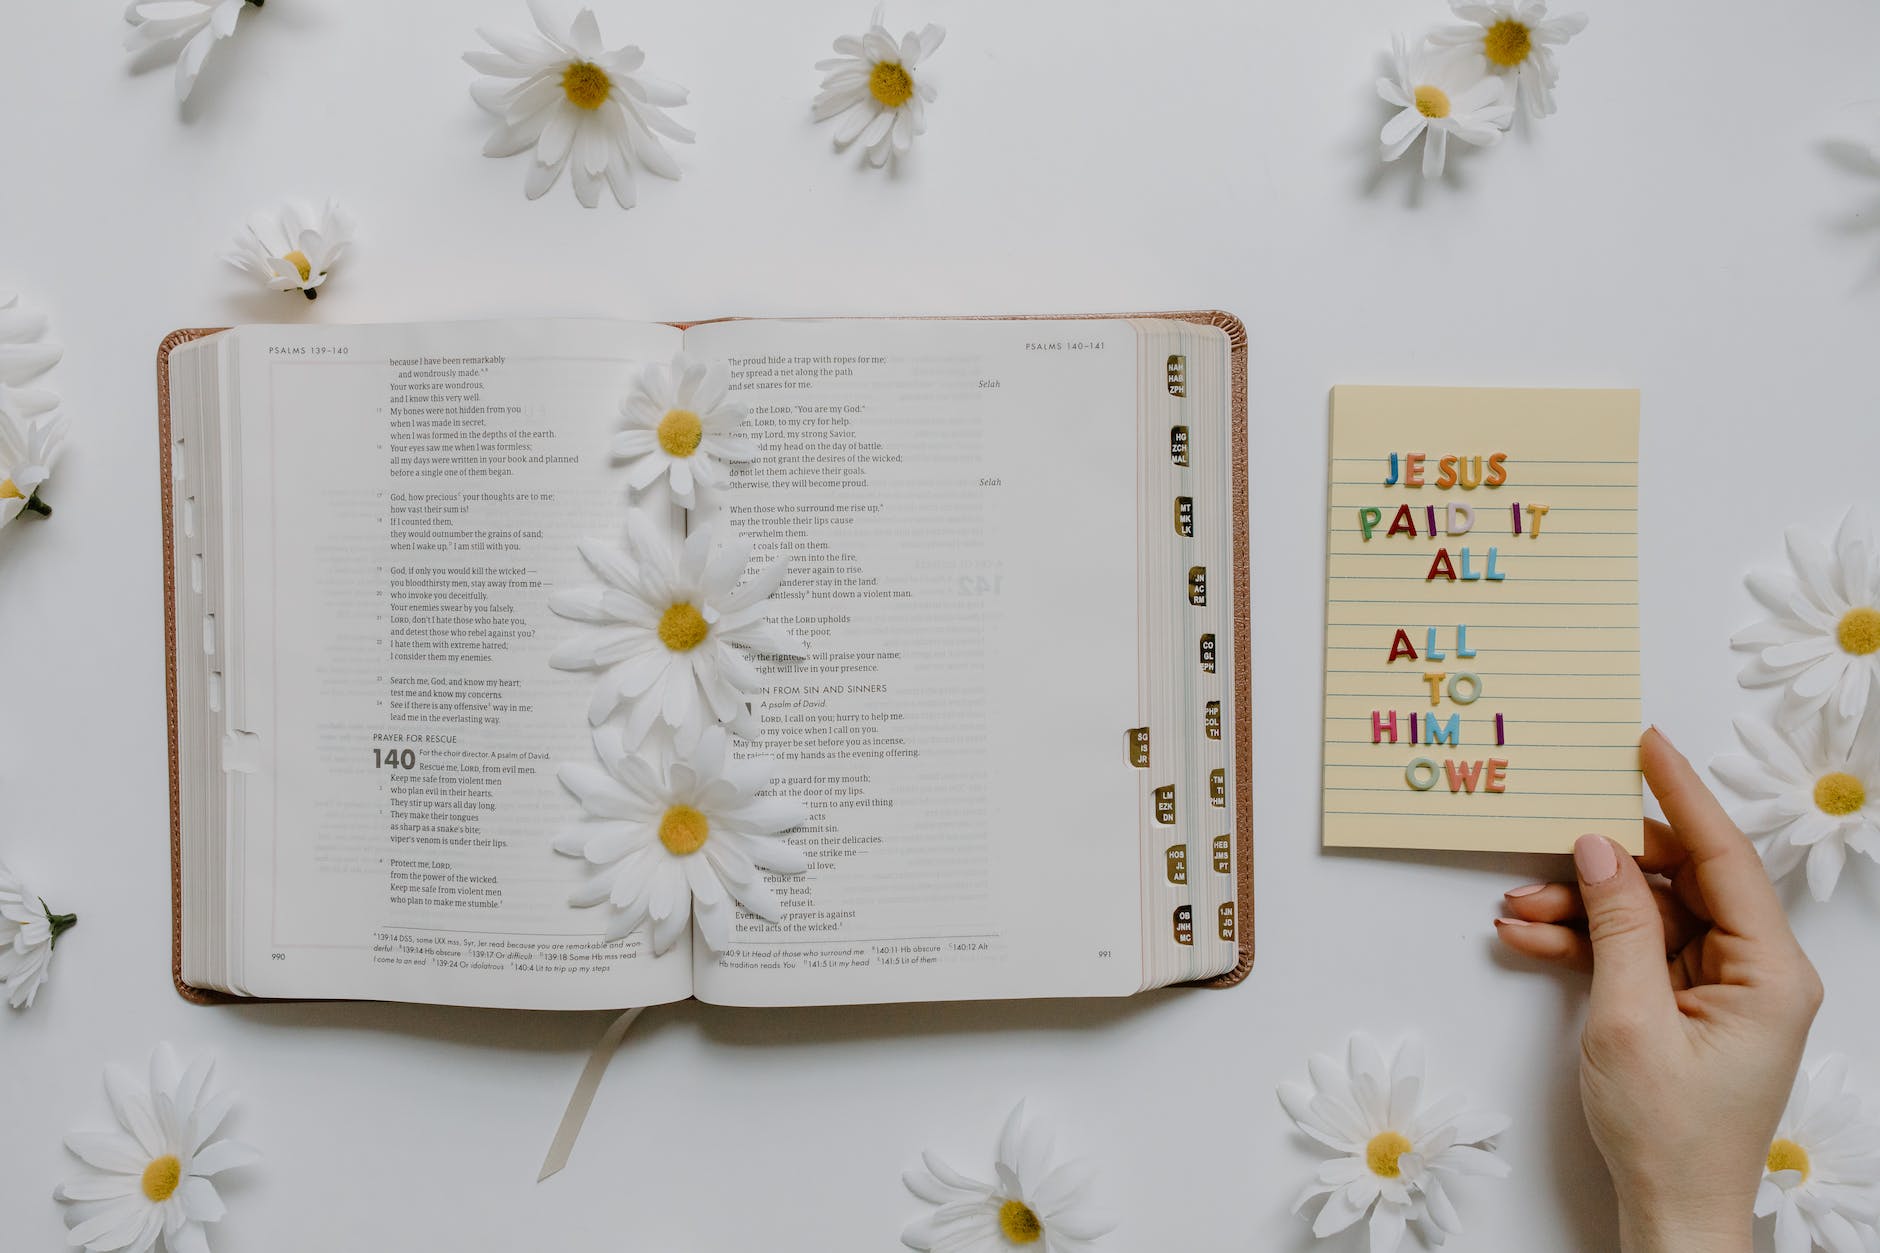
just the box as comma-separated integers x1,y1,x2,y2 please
1573,833,1620,884
1504,883,1548,899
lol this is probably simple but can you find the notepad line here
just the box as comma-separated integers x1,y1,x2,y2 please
1330,599,1638,608
1323,662,1631,673
1327,645,1633,654
1327,505,1640,516
1331,477,1639,489
1328,717,1637,726
1324,808,1638,819
1331,457,1640,466
1328,622,1636,630
1323,756,1646,767
1327,788,1638,799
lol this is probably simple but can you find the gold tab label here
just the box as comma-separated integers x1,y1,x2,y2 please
1153,784,1177,825
1188,566,1207,606
1170,424,1190,466
1217,901,1236,943
1199,633,1216,673
1210,768,1226,806
1174,496,1195,537
1212,833,1232,874
1173,904,1194,946
1126,726,1151,768
1165,844,1188,884
1204,700,1222,740
1166,354,1187,397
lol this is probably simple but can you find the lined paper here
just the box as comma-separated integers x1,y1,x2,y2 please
1322,387,1643,855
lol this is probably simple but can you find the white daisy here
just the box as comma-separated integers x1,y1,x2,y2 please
0,290,61,423
0,858,76,1009
902,1101,1118,1252
615,352,756,510
0,292,65,528
123,0,257,104
555,724,807,953
1429,2,1588,119
1280,1034,1510,1252
1757,1056,1880,1253
1712,712,1880,903
1,410,67,529
549,517,806,746
1735,508,1880,737
54,1044,260,1253
466,0,693,209
1377,35,1514,180
813,6,946,167
222,198,356,301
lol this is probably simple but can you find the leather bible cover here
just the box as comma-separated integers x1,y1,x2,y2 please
159,310,1254,1004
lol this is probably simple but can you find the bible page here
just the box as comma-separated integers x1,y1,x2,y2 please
225,319,696,1009
682,317,1146,1007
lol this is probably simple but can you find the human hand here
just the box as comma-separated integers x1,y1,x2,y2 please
1494,727,1823,1253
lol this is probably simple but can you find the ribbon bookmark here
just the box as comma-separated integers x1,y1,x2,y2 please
538,1006,646,1182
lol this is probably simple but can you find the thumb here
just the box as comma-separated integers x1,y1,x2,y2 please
1573,833,1676,1022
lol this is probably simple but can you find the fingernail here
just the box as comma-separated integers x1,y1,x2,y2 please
1504,883,1548,899
1493,917,1531,928
1573,833,1620,884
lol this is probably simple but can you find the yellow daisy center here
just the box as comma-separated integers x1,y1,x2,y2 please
1366,1130,1413,1178
561,60,612,110
658,804,709,856
869,60,914,108
1483,19,1533,67
1839,607,1880,656
1414,85,1451,119
657,602,709,652
996,1199,1043,1244
283,249,312,282
1814,771,1867,817
141,1155,183,1202
657,408,703,458
0,479,21,499
1767,1138,1811,1180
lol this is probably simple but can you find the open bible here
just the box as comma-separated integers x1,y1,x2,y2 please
159,312,1251,1011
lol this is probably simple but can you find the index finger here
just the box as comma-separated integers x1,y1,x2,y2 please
1640,726,1792,942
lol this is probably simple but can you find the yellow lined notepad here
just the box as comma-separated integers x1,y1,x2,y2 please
1322,386,1643,855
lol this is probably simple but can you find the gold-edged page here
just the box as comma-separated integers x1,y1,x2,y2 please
172,330,255,996
1322,386,1643,855
169,333,227,992
1129,320,1240,989
208,334,247,994
224,319,697,1009
683,317,1145,1007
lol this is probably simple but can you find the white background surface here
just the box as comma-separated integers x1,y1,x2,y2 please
3,0,1879,1248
